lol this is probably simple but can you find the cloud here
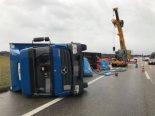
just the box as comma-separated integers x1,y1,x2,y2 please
0,0,155,54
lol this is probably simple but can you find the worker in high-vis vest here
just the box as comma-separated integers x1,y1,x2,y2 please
96,57,102,72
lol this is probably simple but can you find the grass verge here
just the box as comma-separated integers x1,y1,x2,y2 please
0,55,10,92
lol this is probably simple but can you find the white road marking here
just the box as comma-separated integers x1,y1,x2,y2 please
145,71,154,84
22,76,104,116
22,98,64,116
88,76,104,85
145,71,150,79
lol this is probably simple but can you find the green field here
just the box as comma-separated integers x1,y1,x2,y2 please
0,55,10,92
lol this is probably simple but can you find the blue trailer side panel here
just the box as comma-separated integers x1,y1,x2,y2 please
10,49,21,91
20,49,32,96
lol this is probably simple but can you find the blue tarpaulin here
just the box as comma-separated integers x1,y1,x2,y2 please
100,59,110,70
83,57,93,77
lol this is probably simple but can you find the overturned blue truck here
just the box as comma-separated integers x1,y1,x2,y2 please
10,37,88,97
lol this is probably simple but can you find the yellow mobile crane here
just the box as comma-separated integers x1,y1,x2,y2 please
111,8,131,67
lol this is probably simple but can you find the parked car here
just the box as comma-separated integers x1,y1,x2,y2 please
148,52,155,65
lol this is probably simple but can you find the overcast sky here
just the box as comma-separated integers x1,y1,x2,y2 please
0,0,155,54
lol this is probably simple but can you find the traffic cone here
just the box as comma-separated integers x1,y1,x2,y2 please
142,65,145,72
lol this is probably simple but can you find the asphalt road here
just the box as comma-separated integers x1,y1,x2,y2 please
1,59,155,116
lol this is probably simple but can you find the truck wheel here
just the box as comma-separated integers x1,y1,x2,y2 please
83,82,88,88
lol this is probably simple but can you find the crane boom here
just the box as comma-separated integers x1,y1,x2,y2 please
111,8,131,67
112,8,126,50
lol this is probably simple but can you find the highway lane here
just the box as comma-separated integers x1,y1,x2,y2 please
0,73,100,116
141,61,155,116
0,91,54,116
1,60,155,116
34,64,150,116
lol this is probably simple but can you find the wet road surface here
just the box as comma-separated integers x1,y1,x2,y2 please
1,60,155,116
